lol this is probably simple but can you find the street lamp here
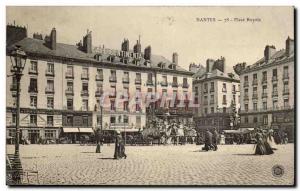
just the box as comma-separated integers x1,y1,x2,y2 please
9,45,27,183
216,105,220,133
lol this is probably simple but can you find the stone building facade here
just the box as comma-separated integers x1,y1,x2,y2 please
192,57,240,132
237,37,294,141
6,25,193,143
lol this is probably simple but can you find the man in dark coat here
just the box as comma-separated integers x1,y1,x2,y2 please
203,129,213,151
95,129,101,153
114,131,122,159
212,128,219,150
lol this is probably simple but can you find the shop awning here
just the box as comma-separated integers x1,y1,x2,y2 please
63,128,79,133
118,129,140,132
78,128,94,133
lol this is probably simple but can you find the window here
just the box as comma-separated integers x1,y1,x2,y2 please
245,104,248,111
222,83,226,92
110,70,116,81
210,95,214,104
136,73,141,83
47,116,54,126
183,78,188,86
46,80,54,92
8,129,16,138
123,71,129,82
63,79,71,89
82,67,89,78
47,97,54,109
172,77,178,86
30,96,37,107
273,84,278,93
110,116,116,124
263,115,268,125
253,117,258,123
66,116,73,126
263,102,267,110
253,73,257,80
210,107,214,113
82,100,88,111
233,95,236,103
29,78,38,92
194,87,199,95
210,82,214,92
67,99,73,110
66,66,73,76
284,99,289,108
244,76,248,82
273,100,278,109
82,116,88,126
262,71,267,81
147,73,153,82
283,82,289,92
30,115,37,125
111,100,116,111
82,82,88,91
283,66,289,78
162,76,167,85
47,62,54,74
273,69,277,77
253,103,257,111
45,130,56,139
223,107,226,113
204,96,208,105
272,115,278,123
204,83,208,93
232,84,236,92
204,108,208,114
97,68,103,77
30,60,38,73
222,95,226,104
253,87,257,94
12,113,16,124
245,117,248,124
262,85,267,94
123,115,129,124
97,115,101,126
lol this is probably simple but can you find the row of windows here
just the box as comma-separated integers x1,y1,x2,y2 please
11,114,54,126
244,81,289,97
194,83,240,95
243,66,289,85
244,98,290,112
243,114,291,125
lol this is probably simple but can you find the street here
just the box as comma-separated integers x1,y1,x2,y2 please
6,144,294,185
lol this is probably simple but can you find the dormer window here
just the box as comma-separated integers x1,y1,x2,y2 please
168,64,176,70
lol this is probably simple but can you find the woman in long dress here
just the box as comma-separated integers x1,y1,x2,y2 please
254,130,266,155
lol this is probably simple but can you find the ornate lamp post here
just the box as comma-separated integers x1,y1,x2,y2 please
9,45,27,183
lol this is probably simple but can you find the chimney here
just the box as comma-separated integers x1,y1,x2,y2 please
144,46,151,60
285,36,294,56
133,37,141,54
50,28,56,50
172,52,178,65
6,24,28,46
206,59,215,72
212,56,225,72
83,30,92,53
264,45,276,62
121,39,129,52
33,33,43,40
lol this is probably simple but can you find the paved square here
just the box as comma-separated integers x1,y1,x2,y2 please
6,144,294,185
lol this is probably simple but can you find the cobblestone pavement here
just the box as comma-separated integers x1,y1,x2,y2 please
6,144,294,185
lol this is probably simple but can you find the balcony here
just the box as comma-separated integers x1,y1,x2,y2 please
135,79,142,85
122,77,130,84
283,89,290,95
28,68,38,75
65,89,74,95
272,76,278,83
28,86,38,93
272,91,278,97
81,90,89,96
161,81,168,87
243,81,249,87
244,95,249,101
109,76,117,82
95,89,103,97
109,91,116,98
283,74,289,80
203,101,208,106
252,79,258,86
261,78,268,85
172,82,178,88
147,80,154,86
95,75,103,81
240,106,294,114
261,93,268,98
10,84,17,91
182,83,189,89
65,72,74,79
81,73,89,80
252,93,258,99
203,89,208,94
45,87,55,94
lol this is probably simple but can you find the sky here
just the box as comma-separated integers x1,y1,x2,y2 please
6,6,294,72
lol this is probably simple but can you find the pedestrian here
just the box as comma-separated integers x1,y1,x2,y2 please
95,129,101,153
212,128,219,150
203,129,213,151
220,132,225,145
114,130,122,159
